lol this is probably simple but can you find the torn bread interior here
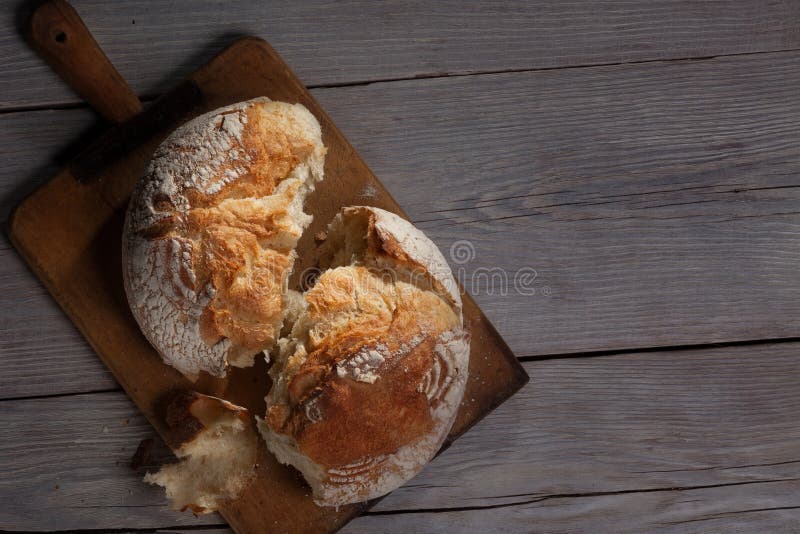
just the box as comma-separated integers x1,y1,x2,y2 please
260,206,470,506
144,391,258,514
123,97,326,380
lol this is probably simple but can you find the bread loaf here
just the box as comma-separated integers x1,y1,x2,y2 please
260,206,470,506
122,97,326,380
125,99,469,509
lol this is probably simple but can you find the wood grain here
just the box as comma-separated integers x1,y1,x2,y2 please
0,108,116,398
0,243,114,398
7,38,526,533
25,0,142,123
3,50,800,398
316,50,800,357
3,2,799,533
347,481,800,534
3,0,800,109
4,343,800,531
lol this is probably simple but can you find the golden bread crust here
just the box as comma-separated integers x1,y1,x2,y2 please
263,207,470,506
269,266,459,466
123,98,325,379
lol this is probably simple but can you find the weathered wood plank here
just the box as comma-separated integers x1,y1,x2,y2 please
3,0,800,109
3,51,800,397
347,481,800,534
0,108,117,397
373,343,800,511
0,392,221,530
3,344,800,531
155,530,230,534
0,107,97,220
318,50,800,357
0,242,116,397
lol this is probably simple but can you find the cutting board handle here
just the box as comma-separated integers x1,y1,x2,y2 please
25,0,142,123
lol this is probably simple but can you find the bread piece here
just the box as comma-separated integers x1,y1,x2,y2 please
260,207,469,506
123,98,326,380
144,391,258,514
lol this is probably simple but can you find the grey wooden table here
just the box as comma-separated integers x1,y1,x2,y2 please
2,1,800,532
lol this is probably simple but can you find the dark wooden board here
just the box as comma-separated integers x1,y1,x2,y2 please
4,49,800,398
4,343,800,531
4,0,800,109
7,38,527,533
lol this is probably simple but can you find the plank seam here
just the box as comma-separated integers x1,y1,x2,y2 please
0,525,227,534
0,387,122,403
4,337,800,403
363,478,800,516
517,336,800,362
3,47,800,117
3,479,796,532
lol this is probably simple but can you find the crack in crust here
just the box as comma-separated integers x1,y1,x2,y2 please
124,100,468,507
123,98,326,379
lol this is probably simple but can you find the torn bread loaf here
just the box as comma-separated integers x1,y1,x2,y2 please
123,97,326,380
145,391,258,514
260,206,470,506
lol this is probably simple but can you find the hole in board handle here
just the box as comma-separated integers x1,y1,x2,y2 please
55,31,66,43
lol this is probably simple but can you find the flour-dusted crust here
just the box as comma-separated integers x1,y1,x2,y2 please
123,98,326,379
261,206,470,506
319,206,462,314
368,207,462,312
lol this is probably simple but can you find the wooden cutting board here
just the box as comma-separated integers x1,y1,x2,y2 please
9,5,528,532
